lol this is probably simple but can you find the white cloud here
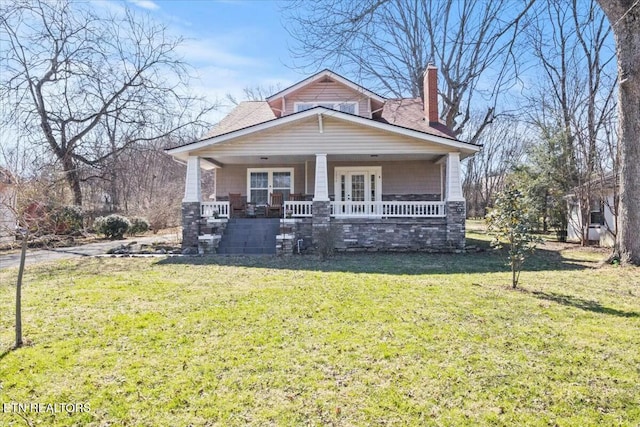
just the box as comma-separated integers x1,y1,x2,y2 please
128,0,160,11
179,38,261,68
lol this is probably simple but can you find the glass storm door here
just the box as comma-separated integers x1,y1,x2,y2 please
335,167,381,215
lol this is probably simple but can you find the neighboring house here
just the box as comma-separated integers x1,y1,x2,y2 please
566,173,617,247
0,168,17,244
166,66,481,254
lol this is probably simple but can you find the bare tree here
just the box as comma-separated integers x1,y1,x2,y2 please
226,84,284,106
462,116,530,217
596,0,640,265
284,0,534,143
0,0,214,206
525,0,617,245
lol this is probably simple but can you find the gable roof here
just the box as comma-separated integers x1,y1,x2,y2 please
167,69,477,158
266,69,386,103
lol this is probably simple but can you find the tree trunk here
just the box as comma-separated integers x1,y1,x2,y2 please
597,1,640,265
62,155,83,206
15,231,27,348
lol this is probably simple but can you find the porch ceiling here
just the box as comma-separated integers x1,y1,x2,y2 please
201,153,443,166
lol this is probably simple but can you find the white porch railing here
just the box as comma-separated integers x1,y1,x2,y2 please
201,201,230,218
285,201,313,217
331,201,446,218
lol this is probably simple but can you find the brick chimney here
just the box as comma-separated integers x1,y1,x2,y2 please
424,64,439,125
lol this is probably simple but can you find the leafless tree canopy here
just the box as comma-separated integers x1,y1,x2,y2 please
462,116,530,218
525,0,617,244
284,0,534,143
0,0,215,206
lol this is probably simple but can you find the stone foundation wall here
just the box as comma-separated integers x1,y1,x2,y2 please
330,218,450,252
288,203,466,253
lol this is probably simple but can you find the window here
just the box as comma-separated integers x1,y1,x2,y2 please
338,103,356,114
295,103,315,112
589,200,605,225
294,102,358,115
247,168,294,204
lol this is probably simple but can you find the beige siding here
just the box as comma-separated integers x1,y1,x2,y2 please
215,164,305,198
380,161,441,194
283,80,371,117
291,160,440,197
214,161,439,199
194,116,446,158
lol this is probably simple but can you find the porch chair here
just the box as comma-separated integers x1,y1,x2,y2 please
229,193,246,218
288,193,305,201
267,192,284,218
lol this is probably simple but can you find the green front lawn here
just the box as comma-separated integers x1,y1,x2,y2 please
1,245,639,426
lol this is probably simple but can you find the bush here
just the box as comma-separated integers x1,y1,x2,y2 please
50,205,84,234
128,217,150,236
22,204,84,235
145,200,180,233
314,224,340,260
94,214,131,239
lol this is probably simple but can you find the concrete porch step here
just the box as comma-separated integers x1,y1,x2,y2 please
217,218,280,255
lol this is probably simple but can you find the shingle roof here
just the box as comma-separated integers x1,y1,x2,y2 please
199,98,458,142
377,98,456,139
201,101,277,139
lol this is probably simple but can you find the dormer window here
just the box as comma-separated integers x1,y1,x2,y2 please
294,102,358,115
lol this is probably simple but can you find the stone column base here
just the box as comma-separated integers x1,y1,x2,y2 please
181,202,201,252
446,201,466,250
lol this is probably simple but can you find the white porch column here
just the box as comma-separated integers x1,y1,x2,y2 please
183,156,202,203
313,153,329,201
445,152,464,202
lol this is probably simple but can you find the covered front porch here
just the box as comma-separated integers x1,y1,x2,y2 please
180,151,467,254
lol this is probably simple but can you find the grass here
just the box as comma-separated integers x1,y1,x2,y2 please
0,237,639,426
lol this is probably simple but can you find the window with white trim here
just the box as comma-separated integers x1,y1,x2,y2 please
247,168,294,204
294,101,359,115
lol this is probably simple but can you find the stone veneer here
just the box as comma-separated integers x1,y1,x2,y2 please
198,219,228,254
445,201,466,250
311,201,331,245
181,202,201,252
283,201,466,254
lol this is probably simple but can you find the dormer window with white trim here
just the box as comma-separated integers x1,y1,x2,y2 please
294,101,359,115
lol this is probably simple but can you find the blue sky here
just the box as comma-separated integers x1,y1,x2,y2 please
118,0,301,122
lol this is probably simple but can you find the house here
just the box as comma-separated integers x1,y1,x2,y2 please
166,66,481,254
566,173,617,247
0,168,17,244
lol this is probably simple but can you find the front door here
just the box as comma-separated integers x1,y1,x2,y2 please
335,167,382,215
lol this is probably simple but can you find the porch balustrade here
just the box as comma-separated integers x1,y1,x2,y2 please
331,201,446,218
200,200,447,219
201,201,230,218
284,201,313,217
